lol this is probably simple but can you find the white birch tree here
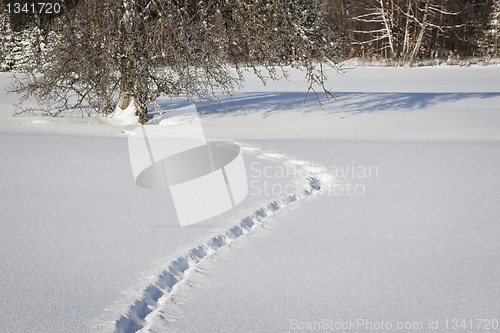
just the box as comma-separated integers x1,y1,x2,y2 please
351,0,461,61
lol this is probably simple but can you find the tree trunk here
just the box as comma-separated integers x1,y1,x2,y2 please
117,92,148,124
136,107,147,124
378,0,395,59
118,93,132,110
409,1,429,62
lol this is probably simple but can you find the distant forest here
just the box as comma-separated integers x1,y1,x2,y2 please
329,0,499,60
1,0,499,72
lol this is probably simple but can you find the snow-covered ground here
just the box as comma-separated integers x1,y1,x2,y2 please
1,66,499,333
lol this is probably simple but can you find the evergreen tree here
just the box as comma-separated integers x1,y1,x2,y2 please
484,0,500,56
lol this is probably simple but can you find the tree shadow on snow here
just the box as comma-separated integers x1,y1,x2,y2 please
149,92,500,119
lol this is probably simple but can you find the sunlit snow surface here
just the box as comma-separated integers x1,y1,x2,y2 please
1,66,500,332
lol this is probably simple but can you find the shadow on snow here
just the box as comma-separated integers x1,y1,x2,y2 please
148,92,500,118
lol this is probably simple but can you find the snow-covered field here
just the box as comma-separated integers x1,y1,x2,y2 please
1,66,500,333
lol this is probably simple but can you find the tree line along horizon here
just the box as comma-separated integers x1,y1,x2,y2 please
1,0,499,68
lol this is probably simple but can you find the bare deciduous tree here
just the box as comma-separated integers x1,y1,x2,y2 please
351,0,465,61
10,0,343,124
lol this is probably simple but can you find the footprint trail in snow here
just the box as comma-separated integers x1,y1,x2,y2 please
112,142,338,333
